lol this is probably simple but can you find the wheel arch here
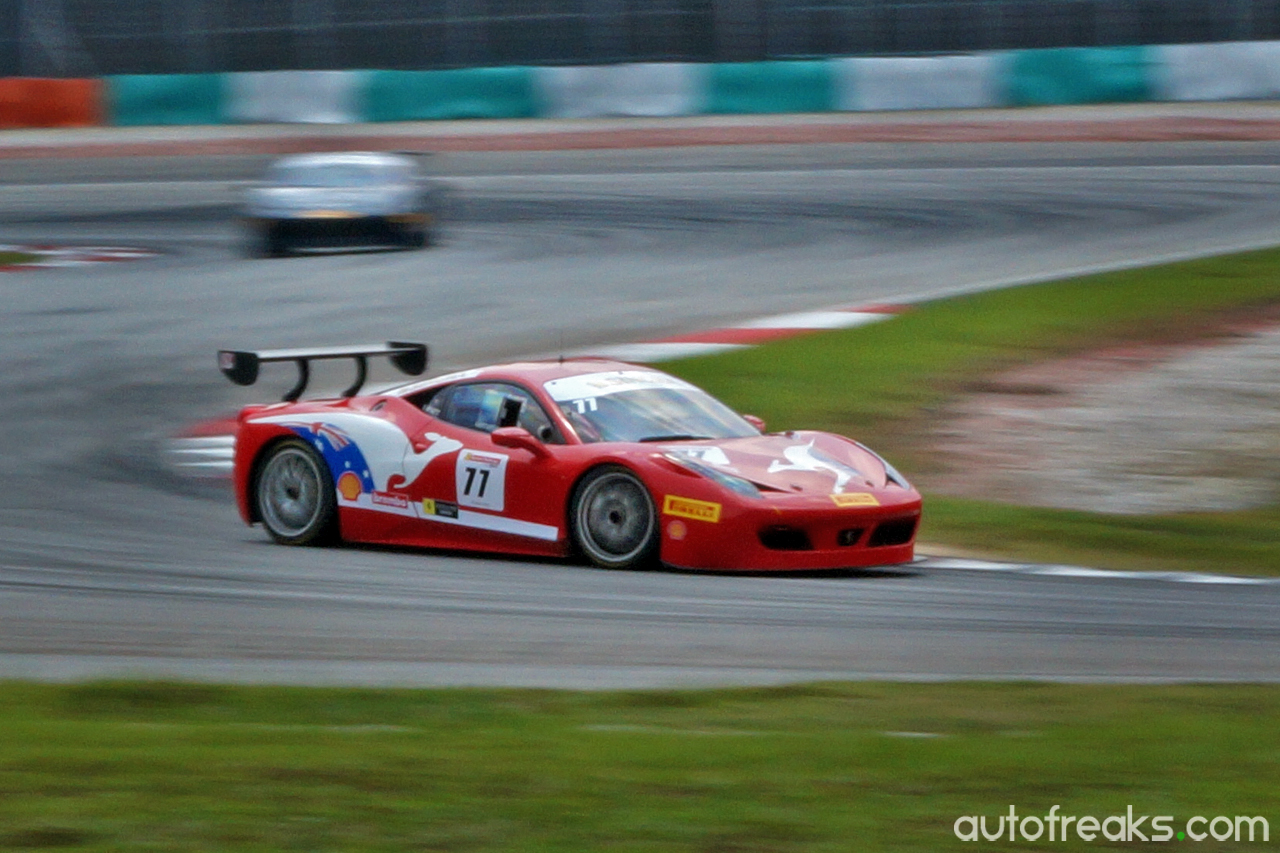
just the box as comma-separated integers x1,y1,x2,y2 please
251,434,341,546
246,434,295,524
245,432,339,526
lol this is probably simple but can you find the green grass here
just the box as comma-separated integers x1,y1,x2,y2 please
0,681,1276,851
664,246,1280,575
0,251,38,266
922,497,1280,573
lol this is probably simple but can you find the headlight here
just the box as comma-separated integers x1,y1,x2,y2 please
854,442,911,489
663,452,760,498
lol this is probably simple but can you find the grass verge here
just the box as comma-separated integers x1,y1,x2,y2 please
0,680,1275,851
0,251,38,266
665,246,1280,575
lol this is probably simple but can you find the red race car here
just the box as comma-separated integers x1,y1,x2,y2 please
221,343,921,572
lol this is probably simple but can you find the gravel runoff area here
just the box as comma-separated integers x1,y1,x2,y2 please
928,312,1280,515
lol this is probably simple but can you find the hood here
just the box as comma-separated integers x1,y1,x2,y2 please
659,431,893,495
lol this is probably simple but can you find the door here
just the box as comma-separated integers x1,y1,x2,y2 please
398,381,574,552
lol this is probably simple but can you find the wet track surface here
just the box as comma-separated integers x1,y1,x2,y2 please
3,141,1280,685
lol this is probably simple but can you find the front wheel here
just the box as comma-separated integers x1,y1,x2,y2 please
399,224,429,249
254,439,337,545
570,466,659,570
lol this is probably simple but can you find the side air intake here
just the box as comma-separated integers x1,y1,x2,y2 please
867,517,917,548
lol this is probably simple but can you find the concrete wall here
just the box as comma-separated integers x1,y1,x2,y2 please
4,42,1280,129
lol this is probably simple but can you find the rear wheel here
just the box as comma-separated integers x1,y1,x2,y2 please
570,466,658,570
400,224,428,249
254,439,337,545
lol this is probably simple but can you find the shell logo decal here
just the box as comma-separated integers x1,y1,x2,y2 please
337,471,363,501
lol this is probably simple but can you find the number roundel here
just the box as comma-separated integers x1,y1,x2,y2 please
455,449,509,512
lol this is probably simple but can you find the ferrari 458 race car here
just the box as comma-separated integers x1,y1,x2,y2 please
221,343,922,572
243,151,440,257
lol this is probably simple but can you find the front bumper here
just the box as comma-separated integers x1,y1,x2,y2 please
248,214,428,248
657,491,922,571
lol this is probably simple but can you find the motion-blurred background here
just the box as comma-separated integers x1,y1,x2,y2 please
4,0,1279,75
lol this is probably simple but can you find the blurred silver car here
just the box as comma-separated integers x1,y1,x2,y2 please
244,152,440,257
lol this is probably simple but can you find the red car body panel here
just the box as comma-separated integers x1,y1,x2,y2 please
231,359,922,571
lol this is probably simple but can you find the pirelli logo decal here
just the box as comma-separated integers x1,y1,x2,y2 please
831,492,880,508
663,495,722,523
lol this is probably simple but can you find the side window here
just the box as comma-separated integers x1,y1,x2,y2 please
447,385,504,432
512,390,561,444
418,385,448,417
426,383,562,443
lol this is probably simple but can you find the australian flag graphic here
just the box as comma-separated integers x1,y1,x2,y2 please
283,421,377,496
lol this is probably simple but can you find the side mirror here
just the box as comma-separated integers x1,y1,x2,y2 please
742,414,766,433
491,426,548,458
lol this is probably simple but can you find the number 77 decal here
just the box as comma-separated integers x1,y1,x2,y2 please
455,449,509,512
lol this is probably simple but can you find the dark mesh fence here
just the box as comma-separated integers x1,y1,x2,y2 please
4,0,1279,76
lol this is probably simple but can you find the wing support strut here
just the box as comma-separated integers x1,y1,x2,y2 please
218,342,428,401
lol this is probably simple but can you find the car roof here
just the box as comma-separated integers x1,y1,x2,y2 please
269,151,417,170
393,358,677,397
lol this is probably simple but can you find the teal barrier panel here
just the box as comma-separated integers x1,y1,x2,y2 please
1007,47,1156,106
364,68,538,121
106,74,224,125
703,61,834,114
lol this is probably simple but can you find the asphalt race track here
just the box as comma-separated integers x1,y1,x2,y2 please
3,141,1280,686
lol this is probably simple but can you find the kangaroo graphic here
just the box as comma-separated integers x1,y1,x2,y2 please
766,441,862,493
261,413,462,492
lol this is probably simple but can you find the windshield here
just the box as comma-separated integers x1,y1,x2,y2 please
544,371,759,444
267,162,408,188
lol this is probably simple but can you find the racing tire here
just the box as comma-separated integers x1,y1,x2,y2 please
570,465,659,570
401,226,428,249
254,439,338,546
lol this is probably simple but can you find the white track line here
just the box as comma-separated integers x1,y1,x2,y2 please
917,557,1276,585
165,436,235,476
579,341,750,362
733,310,894,330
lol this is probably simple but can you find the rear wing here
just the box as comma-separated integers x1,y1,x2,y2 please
218,342,428,401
